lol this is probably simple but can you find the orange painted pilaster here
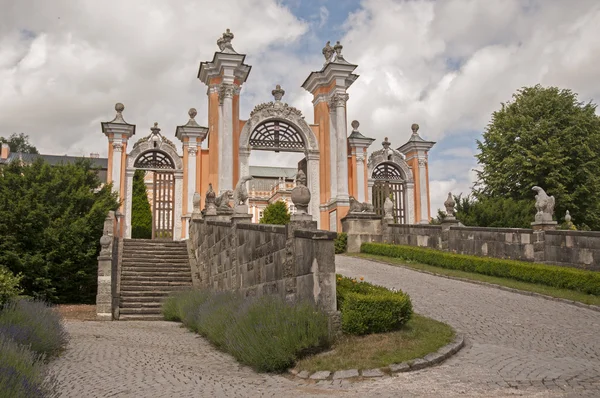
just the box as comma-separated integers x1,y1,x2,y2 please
337,205,349,232
363,148,369,202
119,142,127,213
182,137,189,216
106,134,114,184
425,158,431,220
208,89,220,194
313,102,331,204
349,151,357,198
200,148,210,210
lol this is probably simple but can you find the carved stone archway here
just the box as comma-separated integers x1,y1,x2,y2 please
239,97,320,225
367,139,415,224
125,126,184,240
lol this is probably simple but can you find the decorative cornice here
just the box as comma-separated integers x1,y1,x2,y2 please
250,101,303,118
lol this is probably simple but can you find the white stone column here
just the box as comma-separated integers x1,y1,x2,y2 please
124,168,134,238
356,151,366,202
219,82,235,193
418,159,429,224
186,146,197,216
174,172,183,240
111,141,124,195
332,93,350,203
307,151,321,228
406,181,415,225
328,110,338,200
367,180,374,205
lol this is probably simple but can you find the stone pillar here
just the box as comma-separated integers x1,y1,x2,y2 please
306,151,321,227
356,151,366,202
187,146,198,219
97,211,115,321
111,142,123,195
328,111,338,199
341,213,383,253
174,172,183,240
219,82,235,193
332,93,350,204
406,182,416,225
239,148,251,185
418,158,429,224
124,169,134,238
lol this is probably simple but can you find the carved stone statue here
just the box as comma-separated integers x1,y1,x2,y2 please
349,196,375,214
532,186,555,222
444,192,456,217
272,85,285,102
291,170,311,214
204,183,217,216
383,197,394,221
192,191,202,218
333,41,343,61
322,41,334,65
215,190,233,213
565,210,574,229
233,176,253,214
217,28,236,53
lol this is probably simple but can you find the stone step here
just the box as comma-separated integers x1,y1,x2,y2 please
123,246,187,252
119,301,163,308
121,280,191,286
120,285,192,292
123,238,187,245
119,296,167,303
121,266,191,273
122,253,189,259
121,275,192,282
121,259,190,267
120,307,163,315
119,291,174,298
121,270,191,276
119,314,165,321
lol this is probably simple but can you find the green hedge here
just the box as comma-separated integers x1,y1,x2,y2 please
334,233,348,254
361,243,600,296
336,276,412,335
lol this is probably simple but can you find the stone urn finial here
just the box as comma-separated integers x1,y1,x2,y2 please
444,192,456,217
272,84,285,102
383,197,394,221
115,102,125,113
382,137,391,150
291,170,310,214
188,108,197,119
192,191,201,213
351,120,360,132
205,183,217,216
411,123,419,134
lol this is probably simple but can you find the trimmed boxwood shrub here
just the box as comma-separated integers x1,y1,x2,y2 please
336,276,413,335
361,243,600,296
334,233,348,254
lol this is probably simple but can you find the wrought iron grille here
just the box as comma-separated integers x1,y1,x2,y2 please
373,181,406,224
134,151,175,170
152,171,174,240
372,162,404,180
249,120,305,152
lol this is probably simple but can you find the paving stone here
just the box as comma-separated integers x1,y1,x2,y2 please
309,371,331,380
332,369,359,379
362,368,385,377
46,255,600,397
296,370,310,379
389,362,410,373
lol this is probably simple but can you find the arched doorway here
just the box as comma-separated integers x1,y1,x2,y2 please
372,162,405,223
239,94,320,225
125,124,184,240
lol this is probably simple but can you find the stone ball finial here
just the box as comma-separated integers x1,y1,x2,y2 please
351,120,360,131
188,108,197,119
115,103,125,113
411,123,419,134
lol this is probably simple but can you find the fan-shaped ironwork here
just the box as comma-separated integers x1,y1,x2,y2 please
134,150,175,170
372,162,404,180
249,120,305,152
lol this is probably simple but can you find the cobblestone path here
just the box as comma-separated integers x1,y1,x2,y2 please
49,256,600,397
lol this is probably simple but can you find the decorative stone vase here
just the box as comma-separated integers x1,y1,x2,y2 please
383,197,394,220
291,185,311,214
100,234,112,255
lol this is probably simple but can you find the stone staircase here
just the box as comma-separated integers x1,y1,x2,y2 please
119,239,192,320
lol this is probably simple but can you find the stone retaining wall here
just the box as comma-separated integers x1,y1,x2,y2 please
447,227,535,262
188,217,338,313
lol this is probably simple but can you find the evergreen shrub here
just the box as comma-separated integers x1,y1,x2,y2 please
361,243,600,295
334,233,347,254
336,275,413,335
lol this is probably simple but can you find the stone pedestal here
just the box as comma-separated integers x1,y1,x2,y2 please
231,213,252,224
441,216,460,250
531,221,558,231
96,253,113,321
341,213,383,253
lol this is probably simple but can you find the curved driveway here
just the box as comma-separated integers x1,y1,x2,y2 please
49,256,600,397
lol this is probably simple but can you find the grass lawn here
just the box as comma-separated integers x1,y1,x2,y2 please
294,314,454,372
350,252,600,307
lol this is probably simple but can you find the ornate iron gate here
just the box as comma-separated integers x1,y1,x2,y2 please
372,162,405,223
152,171,175,239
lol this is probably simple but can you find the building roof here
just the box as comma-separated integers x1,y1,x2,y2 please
1,152,108,168
248,165,297,179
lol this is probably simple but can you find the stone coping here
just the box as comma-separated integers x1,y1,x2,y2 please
294,229,337,240
388,224,443,230
545,229,600,238
449,226,533,234
236,223,287,234
289,333,464,382
341,213,382,221
357,255,600,313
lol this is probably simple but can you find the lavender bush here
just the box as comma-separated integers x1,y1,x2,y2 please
0,300,68,358
0,334,58,398
163,290,330,372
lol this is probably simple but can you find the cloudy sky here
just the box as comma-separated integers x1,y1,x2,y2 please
1,0,599,212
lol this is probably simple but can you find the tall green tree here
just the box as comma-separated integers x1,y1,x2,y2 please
0,158,119,303
474,85,600,229
0,133,39,154
131,170,152,239
259,201,291,225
